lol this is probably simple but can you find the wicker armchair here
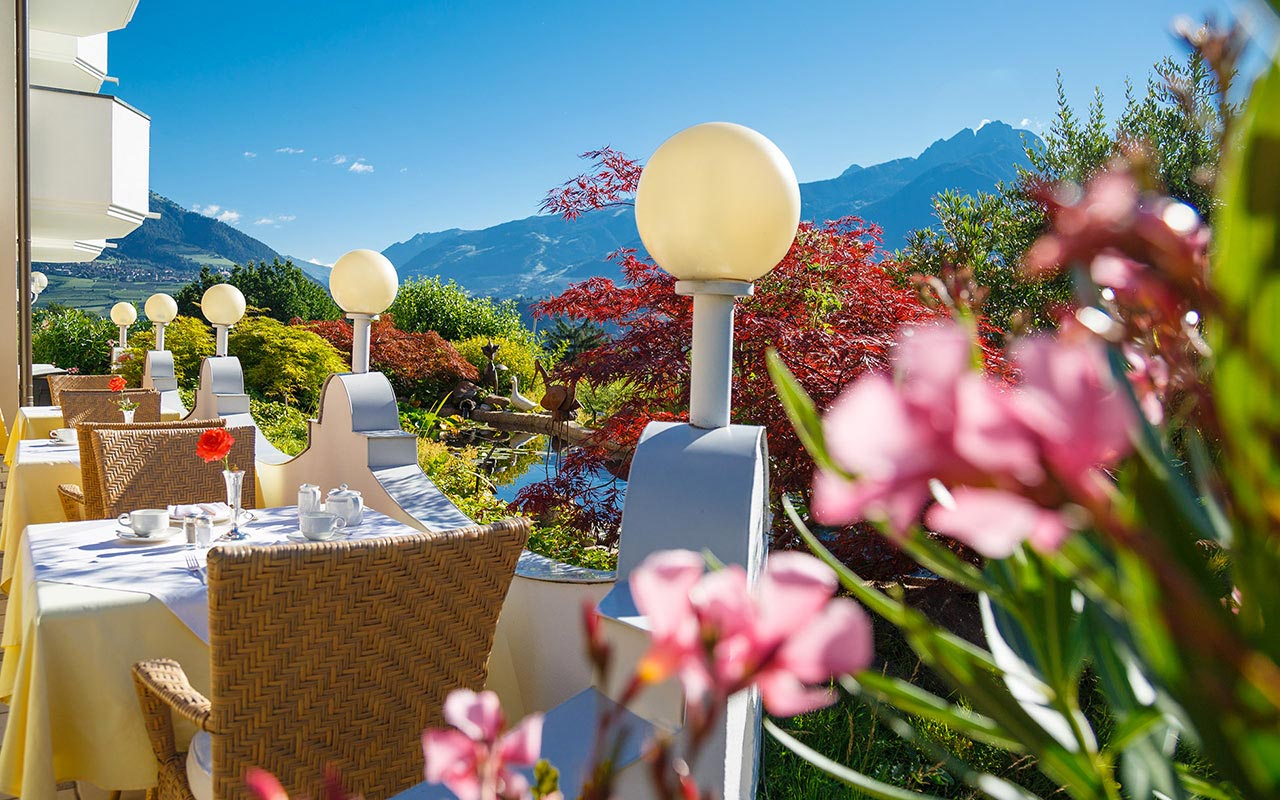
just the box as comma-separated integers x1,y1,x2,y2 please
132,517,530,800
46,373,116,405
92,425,257,519
56,419,228,521
60,389,162,427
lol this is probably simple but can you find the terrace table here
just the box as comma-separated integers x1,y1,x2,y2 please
0,506,418,800
2,405,184,465
0,440,82,588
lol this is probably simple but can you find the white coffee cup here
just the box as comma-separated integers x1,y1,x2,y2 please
299,511,347,541
49,428,76,445
117,509,170,537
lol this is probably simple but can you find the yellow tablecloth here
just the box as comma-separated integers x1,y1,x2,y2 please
0,539,209,800
0,441,81,587
3,406,183,465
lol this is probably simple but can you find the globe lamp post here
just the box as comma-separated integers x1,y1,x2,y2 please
634,122,800,428
144,293,178,350
201,283,247,356
329,249,398,374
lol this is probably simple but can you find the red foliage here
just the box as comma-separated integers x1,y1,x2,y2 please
540,147,643,221
297,314,477,404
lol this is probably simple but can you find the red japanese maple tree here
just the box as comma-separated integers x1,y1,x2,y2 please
520,150,942,568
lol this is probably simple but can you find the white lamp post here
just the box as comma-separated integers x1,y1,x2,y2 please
634,122,800,428
30,271,47,303
201,283,246,356
110,301,137,362
144,293,178,350
329,249,399,374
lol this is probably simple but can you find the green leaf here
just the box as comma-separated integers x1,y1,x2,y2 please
847,672,1022,752
1213,55,1280,653
766,349,844,476
763,718,950,800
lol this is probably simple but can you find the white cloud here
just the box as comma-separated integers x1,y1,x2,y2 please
399,167,408,173
329,154,348,165
349,160,374,174
253,217,274,226
307,258,334,267
276,214,296,222
976,118,992,130
243,151,257,159
193,203,220,216
275,146,305,154
216,209,241,225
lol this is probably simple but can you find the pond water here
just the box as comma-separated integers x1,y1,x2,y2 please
448,429,627,505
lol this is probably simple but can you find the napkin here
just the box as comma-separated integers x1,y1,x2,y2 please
167,502,232,520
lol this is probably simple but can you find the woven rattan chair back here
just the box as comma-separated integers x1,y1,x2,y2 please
66,418,227,520
207,517,529,800
46,373,115,405
92,425,256,518
60,389,162,427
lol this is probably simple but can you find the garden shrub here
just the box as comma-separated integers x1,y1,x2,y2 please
389,276,528,342
32,305,116,375
117,315,215,389
229,316,347,410
301,315,477,405
454,335,543,397
249,397,310,456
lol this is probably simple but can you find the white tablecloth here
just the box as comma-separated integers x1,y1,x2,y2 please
0,440,82,587
28,506,417,641
0,505,419,800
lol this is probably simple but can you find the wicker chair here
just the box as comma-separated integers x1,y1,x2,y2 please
56,419,228,521
46,373,116,405
92,425,257,519
60,389,162,427
131,517,530,800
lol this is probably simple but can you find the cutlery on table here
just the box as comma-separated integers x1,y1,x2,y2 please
184,553,205,584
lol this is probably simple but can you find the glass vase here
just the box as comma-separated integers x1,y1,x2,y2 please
121,408,135,423
223,469,247,540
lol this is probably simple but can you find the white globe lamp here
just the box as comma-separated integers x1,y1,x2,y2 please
144,293,179,350
201,283,246,355
110,301,137,352
634,122,800,428
30,271,48,298
329,248,399,373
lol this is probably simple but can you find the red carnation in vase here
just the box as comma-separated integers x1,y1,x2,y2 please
196,428,235,466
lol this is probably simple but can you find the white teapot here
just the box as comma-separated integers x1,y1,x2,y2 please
326,484,364,527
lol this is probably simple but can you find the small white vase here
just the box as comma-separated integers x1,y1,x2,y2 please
121,408,135,423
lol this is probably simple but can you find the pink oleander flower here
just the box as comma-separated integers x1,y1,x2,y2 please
632,549,873,717
814,321,1135,558
422,689,544,800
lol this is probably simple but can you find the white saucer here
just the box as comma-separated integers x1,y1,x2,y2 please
286,532,350,543
116,527,183,545
43,440,77,448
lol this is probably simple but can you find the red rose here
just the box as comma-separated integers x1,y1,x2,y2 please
196,428,235,463
108,376,126,392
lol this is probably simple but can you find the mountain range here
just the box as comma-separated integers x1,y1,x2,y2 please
377,120,1036,298
39,120,1038,311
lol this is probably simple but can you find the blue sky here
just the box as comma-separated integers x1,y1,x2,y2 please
106,0,1251,266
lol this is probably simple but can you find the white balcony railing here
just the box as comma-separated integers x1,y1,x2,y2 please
29,0,140,37
30,29,108,92
30,86,150,245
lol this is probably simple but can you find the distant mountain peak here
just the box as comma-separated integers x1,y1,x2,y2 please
381,121,1041,300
